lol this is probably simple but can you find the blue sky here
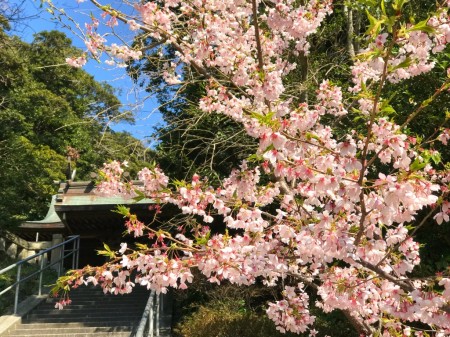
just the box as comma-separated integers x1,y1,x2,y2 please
12,0,162,144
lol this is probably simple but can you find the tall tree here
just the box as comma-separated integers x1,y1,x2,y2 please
0,26,150,229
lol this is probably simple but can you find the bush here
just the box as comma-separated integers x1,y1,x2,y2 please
174,298,299,337
172,275,357,337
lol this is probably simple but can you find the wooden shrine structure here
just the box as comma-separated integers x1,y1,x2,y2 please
2,179,158,267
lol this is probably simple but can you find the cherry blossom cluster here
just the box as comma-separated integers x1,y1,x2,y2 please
137,166,169,198
96,160,135,197
53,0,450,335
124,215,145,237
438,128,450,145
65,56,86,68
54,298,71,310
267,284,314,334
434,201,450,225
170,174,218,223
350,8,450,93
109,44,142,61
316,80,348,116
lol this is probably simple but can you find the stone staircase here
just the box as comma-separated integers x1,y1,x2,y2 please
1,285,171,337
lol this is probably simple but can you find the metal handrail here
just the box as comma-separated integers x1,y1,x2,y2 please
135,290,160,337
0,235,80,314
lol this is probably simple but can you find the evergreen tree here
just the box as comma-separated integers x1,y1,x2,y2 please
0,26,152,229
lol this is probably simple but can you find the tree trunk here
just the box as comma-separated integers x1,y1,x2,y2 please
344,5,356,58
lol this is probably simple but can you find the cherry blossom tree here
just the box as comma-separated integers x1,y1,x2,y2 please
48,0,450,335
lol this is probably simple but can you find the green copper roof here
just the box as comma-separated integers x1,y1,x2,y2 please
59,194,154,206
24,195,62,224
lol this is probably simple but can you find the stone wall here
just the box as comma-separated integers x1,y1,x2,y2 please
0,232,52,262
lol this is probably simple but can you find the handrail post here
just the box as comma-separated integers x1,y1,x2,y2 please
149,293,154,337
38,253,45,296
75,236,80,269
75,237,80,269
155,293,160,337
71,238,76,270
14,265,21,315
58,242,64,277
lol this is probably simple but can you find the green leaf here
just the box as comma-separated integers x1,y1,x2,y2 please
392,0,410,11
407,18,435,34
421,97,433,108
97,243,116,259
385,16,397,33
246,153,263,162
132,189,146,202
173,179,187,188
305,132,321,142
114,205,130,217
389,57,412,72
380,105,396,115
257,69,265,82
195,231,211,246
366,10,383,37
250,111,275,127
135,243,149,250
410,159,427,171
104,243,112,253
381,0,386,16
431,152,441,165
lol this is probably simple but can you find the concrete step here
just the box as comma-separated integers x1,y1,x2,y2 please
66,292,150,298
16,322,136,329
28,308,143,317
3,321,136,336
32,305,143,312
41,301,146,307
12,325,134,332
4,326,135,336
6,330,131,337
0,285,171,337
22,316,140,324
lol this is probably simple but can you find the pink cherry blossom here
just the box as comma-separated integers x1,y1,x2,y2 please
65,56,87,68
49,0,450,335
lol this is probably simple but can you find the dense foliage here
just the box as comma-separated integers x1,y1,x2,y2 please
0,20,151,229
